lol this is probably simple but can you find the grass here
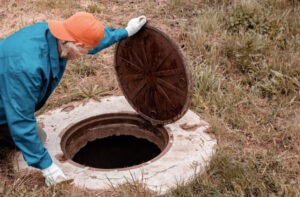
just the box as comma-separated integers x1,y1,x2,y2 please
1,0,300,196
36,0,82,18
86,4,102,14
163,0,300,196
164,149,299,197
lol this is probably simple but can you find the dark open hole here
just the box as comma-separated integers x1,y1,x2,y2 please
72,135,161,169
61,113,170,170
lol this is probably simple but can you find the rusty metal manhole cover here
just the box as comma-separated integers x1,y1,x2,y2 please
115,24,192,124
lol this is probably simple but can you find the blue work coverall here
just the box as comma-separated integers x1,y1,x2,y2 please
0,22,128,170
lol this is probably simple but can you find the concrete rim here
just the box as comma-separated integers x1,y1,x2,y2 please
14,96,217,194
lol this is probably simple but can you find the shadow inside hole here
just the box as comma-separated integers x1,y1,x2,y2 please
72,135,161,169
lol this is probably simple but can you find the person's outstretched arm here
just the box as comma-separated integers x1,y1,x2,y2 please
88,16,146,54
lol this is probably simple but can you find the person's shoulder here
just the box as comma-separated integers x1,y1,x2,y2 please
2,22,50,55
0,22,50,74
29,22,49,30
1,22,49,47
23,22,48,29
18,22,49,37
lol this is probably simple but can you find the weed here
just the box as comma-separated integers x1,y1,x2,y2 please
70,56,100,78
256,69,300,98
192,63,224,100
74,83,113,100
107,171,156,197
185,8,222,55
86,4,101,14
164,149,300,197
226,6,280,36
224,32,271,74
36,0,82,17
167,0,199,18
191,61,225,114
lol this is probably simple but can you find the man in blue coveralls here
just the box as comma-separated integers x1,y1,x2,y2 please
0,12,146,186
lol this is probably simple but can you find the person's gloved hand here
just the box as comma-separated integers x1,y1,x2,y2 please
125,16,147,37
42,163,67,186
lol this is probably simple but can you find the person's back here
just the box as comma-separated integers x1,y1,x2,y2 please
0,22,48,62
0,22,53,126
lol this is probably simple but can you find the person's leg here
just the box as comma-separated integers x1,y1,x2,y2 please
0,124,47,146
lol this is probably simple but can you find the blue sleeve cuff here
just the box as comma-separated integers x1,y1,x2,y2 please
34,151,53,170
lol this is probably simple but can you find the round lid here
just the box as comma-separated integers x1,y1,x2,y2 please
114,24,192,125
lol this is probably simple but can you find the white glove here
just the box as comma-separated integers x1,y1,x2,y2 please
42,163,67,186
125,15,147,37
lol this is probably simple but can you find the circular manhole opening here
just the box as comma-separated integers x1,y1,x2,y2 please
60,113,170,170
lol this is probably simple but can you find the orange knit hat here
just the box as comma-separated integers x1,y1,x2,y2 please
48,12,105,48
